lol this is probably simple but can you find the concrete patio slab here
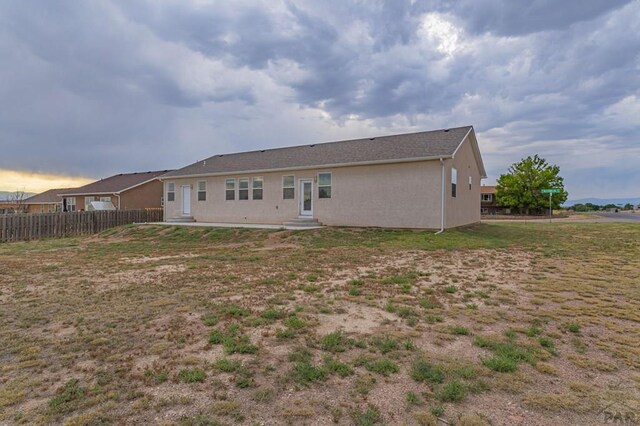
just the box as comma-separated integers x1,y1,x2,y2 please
146,222,322,231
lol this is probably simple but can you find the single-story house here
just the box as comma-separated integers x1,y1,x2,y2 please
60,170,172,212
0,200,20,215
161,126,486,229
23,188,76,213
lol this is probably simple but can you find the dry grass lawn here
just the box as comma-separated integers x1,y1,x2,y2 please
0,223,639,425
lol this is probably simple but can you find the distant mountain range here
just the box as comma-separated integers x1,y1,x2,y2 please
0,191,36,201
564,197,640,207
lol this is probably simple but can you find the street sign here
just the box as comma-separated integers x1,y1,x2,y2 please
541,188,561,194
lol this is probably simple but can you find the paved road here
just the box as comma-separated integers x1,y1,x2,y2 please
592,212,640,222
483,212,640,224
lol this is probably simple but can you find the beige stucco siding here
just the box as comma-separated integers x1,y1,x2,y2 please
444,136,482,228
164,161,446,229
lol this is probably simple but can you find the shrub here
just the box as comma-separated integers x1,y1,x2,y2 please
324,357,354,377
293,362,327,384
364,358,399,376
411,359,445,384
481,356,518,373
436,381,466,402
48,379,86,411
214,358,241,373
178,368,206,383
450,325,470,335
321,330,351,353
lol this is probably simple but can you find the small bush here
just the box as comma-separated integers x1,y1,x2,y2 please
214,358,241,373
203,315,218,326
48,379,86,411
444,285,458,294
352,406,382,426
284,315,306,330
178,368,206,383
411,359,445,384
565,323,581,333
349,278,365,286
261,308,285,321
324,357,354,377
481,356,518,372
293,362,327,384
364,358,399,376
349,287,362,296
419,298,441,309
450,325,470,335
371,336,399,354
436,381,466,402
321,330,351,352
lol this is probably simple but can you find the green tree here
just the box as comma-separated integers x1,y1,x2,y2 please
496,155,568,215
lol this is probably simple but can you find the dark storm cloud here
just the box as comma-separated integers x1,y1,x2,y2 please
0,0,638,197
437,0,634,36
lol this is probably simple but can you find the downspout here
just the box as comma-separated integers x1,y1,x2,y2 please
435,158,445,234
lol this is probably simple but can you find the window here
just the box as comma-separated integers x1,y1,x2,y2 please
167,183,175,202
481,208,489,214
468,176,472,190
482,194,493,202
85,196,94,208
238,178,249,200
318,173,331,199
283,175,294,199
197,181,206,201
225,179,235,200
100,196,111,202
66,197,76,212
451,168,457,198
252,177,263,200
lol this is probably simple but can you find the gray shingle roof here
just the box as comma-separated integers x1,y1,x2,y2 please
24,188,76,204
163,126,474,178
61,170,172,195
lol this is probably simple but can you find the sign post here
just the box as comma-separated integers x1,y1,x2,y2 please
541,188,561,223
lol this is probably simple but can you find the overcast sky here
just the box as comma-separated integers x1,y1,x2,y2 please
1,0,638,198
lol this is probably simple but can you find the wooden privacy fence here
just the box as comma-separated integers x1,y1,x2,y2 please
0,209,163,243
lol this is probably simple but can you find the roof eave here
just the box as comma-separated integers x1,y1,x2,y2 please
159,155,455,180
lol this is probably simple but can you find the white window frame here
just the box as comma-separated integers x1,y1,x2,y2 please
66,197,76,212
197,180,206,201
99,196,111,202
318,172,332,199
451,168,457,198
238,178,249,200
282,175,295,200
167,182,175,202
252,177,263,200
482,194,493,202
225,178,235,201
84,196,94,209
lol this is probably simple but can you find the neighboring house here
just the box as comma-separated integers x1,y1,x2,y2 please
0,201,19,214
480,186,510,215
60,170,172,212
161,126,487,229
23,188,76,213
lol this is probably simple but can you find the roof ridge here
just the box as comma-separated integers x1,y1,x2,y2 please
200,126,473,161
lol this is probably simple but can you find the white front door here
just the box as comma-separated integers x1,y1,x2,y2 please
182,185,191,216
299,179,313,216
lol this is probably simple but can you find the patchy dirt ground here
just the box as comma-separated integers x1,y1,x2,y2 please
0,223,639,425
